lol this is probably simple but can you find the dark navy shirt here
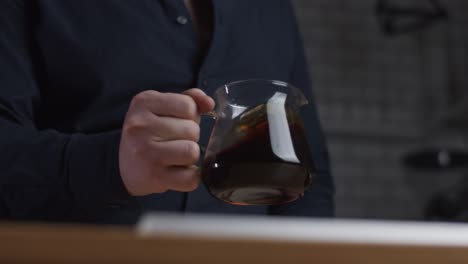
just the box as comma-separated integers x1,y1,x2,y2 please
0,0,334,224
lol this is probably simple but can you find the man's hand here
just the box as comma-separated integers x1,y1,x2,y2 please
119,88,215,196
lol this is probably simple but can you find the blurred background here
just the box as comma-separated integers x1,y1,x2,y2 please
293,0,468,221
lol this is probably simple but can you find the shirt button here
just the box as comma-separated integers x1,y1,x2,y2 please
202,79,209,87
176,16,188,25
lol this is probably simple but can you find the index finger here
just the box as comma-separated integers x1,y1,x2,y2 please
135,90,199,120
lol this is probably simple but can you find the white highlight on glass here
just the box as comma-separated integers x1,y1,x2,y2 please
229,104,247,119
266,92,300,163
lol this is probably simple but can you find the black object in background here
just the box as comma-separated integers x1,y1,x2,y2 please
403,148,468,170
403,148,468,221
376,0,448,35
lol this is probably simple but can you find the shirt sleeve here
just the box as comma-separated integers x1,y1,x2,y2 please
0,0,132,221
268,0,335,217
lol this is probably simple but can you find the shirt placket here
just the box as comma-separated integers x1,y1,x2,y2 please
159,0,199,66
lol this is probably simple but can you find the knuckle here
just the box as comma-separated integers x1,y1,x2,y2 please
175,96,197,119
131,92,147,106
131,90,159,108
123,116,146,135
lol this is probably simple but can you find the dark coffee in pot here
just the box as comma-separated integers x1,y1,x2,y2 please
202,105,315,205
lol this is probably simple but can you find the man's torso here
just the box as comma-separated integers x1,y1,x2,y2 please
28,0,300,223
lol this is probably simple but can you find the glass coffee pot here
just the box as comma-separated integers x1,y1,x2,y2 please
202,79,316,206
